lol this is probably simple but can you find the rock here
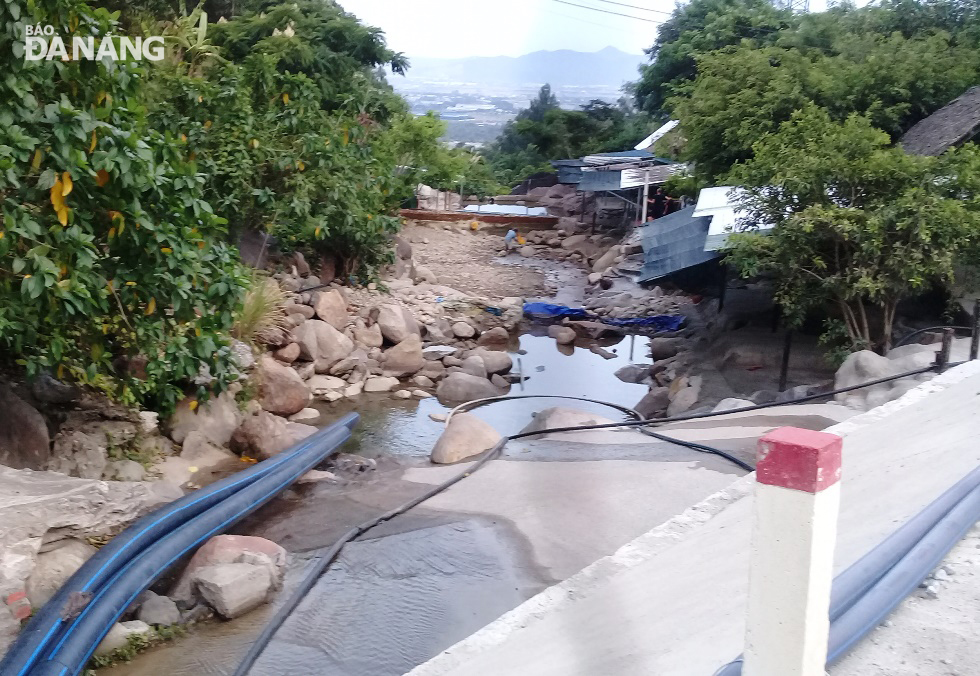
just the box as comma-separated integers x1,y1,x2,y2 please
561,234,589,250
465,348,513,375
294,362,316,380
712,398,755,413
288,408,320,423
412,390,432,398
312,289,348,330
318,255,336,284
353,323,383,348
592,247,619,273
292,251,311,277
429,413,447,422
285,303,315,319
329,353,366,376
229,411,317,460
392,389,412,399
95,621,152,657
48,419,139,480
520,407,618,438
193,563,274,619
418,359,448,380
430,413,502,464
363,376,400,393
412,375,435,388
461,355,488,378
104,459,147,482
423,345,456,361
137,592,181,626
26,538,98,607
452,322,476,339
31,373,81,404
274,343,301,363
444,355,463,367
180,431,238,474
376,304,420,344
139,411,159,435
0,467,181,629
547,325,577,345
412,264,438,284
0,383,51,470
834,350,902,410
519,245,536,257
436,372,501,403
382,334,425,377
290,320,354,366
229,339,256,371
667,385,700,417
635,387,670,418
166,390,243,448
306,374,346,396
476,326,510,348
297,469,338,484
256,354,310,416
344,382,364,398
614,364,652,384
649,337,683,360
171,535,286,605
490,374,509,389
587,272,602,284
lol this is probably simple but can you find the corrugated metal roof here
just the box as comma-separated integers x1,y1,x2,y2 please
900,86,980,156
638,207,721,283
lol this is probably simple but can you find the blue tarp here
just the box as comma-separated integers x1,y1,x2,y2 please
523,302,683,332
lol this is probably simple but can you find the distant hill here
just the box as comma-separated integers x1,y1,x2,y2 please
399,47,644,88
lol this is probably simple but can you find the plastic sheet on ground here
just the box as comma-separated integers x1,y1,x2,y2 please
522,302,683,332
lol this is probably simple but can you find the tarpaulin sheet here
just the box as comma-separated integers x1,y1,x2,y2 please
523,302,683,332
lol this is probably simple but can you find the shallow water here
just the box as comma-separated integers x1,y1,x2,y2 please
313,331,652,459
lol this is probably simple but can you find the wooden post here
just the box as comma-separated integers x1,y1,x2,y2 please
970,299,979,361
743,427,842,676
640,168,650,224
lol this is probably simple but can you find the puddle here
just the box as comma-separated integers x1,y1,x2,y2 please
313,332,652,459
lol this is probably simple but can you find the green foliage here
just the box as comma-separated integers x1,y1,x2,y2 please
483,86,654,186
724,108,980,351
0,0,247,414
650,1,980,180
634,0,791,116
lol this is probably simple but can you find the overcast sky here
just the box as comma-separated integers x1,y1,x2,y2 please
338,0,843,59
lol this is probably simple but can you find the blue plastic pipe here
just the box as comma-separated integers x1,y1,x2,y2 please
2,413,357,676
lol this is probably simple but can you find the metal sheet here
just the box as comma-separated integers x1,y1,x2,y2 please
638,207,721,282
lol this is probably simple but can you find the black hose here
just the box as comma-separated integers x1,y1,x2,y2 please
29,417,358,676
1,415,359,676
892,325,972,349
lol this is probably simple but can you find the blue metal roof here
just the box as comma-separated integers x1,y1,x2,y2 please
638,207,721,283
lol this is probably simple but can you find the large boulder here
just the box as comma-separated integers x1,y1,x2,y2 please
179,431,239,474
465,348,512,375
648,337,684,360
229,411,317,460
460,355,487,378
192,562,274,619
170,534,286,605
256,354,310,416
290,321,320,361
614,364,652,384
353,323,383,348
167,390,242,447
312,289,348,330
592,247,619,273
0,384,51,470
436,372,501,403
382,334,425,377
476,326,510,349
452,321,475,339
430,413,502,464
0,466,181,649
25,538,98,607
635,387,670,418
363,376,400,393
376,304,420,344
48,419,139,480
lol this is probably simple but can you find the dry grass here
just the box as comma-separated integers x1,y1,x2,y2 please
233,274,289,346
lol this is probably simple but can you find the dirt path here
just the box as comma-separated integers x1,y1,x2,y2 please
402,223,547,300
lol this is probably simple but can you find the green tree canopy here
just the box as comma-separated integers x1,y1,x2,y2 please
725,107,980,351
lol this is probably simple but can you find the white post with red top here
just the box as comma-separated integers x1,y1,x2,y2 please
743,426,843,676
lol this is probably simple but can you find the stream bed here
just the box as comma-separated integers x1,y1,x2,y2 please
312,330,653,459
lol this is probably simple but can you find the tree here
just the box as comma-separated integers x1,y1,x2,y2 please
724,107,980,351
0,0,247,413
634,0,791,116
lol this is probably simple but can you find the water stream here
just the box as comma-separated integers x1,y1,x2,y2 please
312,331,652,459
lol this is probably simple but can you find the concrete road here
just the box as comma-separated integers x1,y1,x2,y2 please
408,361,980,676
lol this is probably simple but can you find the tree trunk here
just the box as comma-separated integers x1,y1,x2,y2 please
880,299,898,353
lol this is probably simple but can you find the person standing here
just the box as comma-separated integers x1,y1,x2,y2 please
648,186,669,219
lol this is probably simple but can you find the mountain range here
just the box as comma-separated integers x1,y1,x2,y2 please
398,46,645,89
